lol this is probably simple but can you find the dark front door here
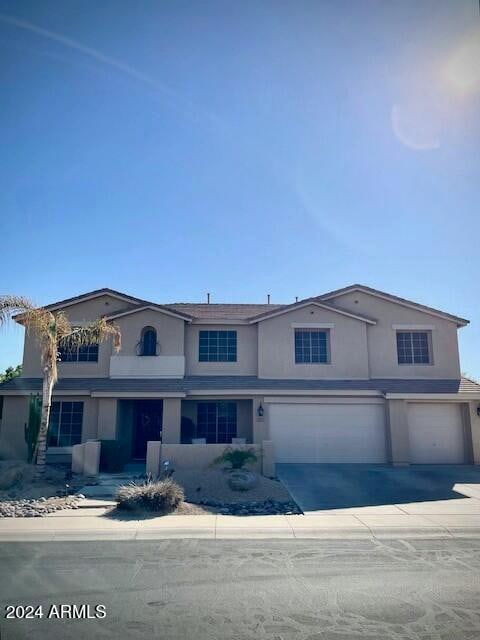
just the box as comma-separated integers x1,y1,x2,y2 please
133,400,163,460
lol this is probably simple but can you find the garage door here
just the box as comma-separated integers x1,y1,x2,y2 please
408,403,465,464
269,403,387,463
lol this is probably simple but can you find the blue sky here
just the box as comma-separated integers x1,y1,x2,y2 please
0,0,479,376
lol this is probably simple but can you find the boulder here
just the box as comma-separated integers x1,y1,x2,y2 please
227,470,258,492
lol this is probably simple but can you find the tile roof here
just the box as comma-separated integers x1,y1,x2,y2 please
167,303,284,321
1,376,479,395
20,285,468,326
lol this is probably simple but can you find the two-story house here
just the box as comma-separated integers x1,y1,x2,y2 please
1,284,480,472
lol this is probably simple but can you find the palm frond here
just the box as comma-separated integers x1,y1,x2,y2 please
0,295,36,326
59,317,121,352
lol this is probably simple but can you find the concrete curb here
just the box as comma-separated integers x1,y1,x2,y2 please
2,512,480,541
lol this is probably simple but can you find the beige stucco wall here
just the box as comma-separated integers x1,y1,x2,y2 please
258,304,370,379
185,324,257,375
21,294,137,378
115,309,185,357
0,396,29,459
0,394,97,461
161,443,262,472
328,291,461,379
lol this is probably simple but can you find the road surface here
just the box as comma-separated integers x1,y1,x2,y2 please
1,538,480,639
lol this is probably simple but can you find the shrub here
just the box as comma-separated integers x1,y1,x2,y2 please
214,447,257,470
116,477,184,512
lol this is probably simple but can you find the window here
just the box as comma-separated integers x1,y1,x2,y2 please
47,401,83,447
58,343,99,362
139,326,157,356
199,330,237,362
196,402,237,443
396,331,431,364
295,329,329,363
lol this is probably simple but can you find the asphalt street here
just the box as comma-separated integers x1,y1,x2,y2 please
1,538,480,639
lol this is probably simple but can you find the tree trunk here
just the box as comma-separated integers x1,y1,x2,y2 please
35,373,54,478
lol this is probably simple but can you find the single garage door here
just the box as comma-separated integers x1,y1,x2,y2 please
269,402,387,463
408,403,465,464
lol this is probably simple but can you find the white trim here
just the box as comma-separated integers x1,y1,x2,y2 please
106,305,192,322
392,324,435,331
192,319,249,325
291,322,335,329
0,390,89,396
186,389,382,397
321,286,468,327
264,395,384,403
91,391,186,398
385,393,480,400
249,301,376,325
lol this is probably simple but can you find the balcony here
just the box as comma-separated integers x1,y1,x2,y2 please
109,355,185,378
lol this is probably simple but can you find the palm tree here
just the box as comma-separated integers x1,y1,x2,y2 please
0,296,121,477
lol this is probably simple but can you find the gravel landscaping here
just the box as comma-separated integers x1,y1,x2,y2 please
173,468,301,515
0,460,86,518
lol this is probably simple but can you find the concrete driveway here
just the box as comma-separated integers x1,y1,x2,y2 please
277,464,480,513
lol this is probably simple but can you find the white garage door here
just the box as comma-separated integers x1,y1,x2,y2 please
269,403,387,463
408,403,465,464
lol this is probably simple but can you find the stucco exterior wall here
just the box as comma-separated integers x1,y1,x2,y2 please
0,396,29,459
0,394,97,461
258,304,370,379
115,309,185,357
21,294,136,378
185,324,258,375
328,291,461,379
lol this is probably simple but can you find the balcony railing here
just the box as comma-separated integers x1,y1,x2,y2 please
109,355,185,378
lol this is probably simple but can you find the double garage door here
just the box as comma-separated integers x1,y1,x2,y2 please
270,403,387,463
269,402,466,464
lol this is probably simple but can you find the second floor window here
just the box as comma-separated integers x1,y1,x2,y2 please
396,331,431,364
295,329,330,364
199,330,237,362
58,343,99,362
139,326,157,356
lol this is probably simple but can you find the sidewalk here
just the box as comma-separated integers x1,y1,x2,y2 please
2,495,480,541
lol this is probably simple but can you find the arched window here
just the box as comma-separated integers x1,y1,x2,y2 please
139,326,157,356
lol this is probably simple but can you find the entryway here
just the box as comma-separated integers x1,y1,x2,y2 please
132,400,163,460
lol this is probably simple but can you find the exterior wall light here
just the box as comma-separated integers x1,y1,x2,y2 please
257,404,264,418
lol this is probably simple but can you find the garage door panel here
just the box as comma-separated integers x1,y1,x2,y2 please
270,403,387,463
408,403,465,464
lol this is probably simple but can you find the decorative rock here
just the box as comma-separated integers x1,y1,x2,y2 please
227,470,258,492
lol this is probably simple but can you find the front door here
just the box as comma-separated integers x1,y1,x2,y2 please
133,400,163,460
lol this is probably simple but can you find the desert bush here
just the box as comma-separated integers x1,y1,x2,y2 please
116,477,184,512
214,447,257,470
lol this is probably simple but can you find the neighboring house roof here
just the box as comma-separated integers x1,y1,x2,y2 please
247,299,377,325
1,376,479,396
318,284,469,327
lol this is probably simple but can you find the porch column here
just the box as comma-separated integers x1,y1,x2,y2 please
162,398,181,444
97,398,118,440
386,399,410,465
